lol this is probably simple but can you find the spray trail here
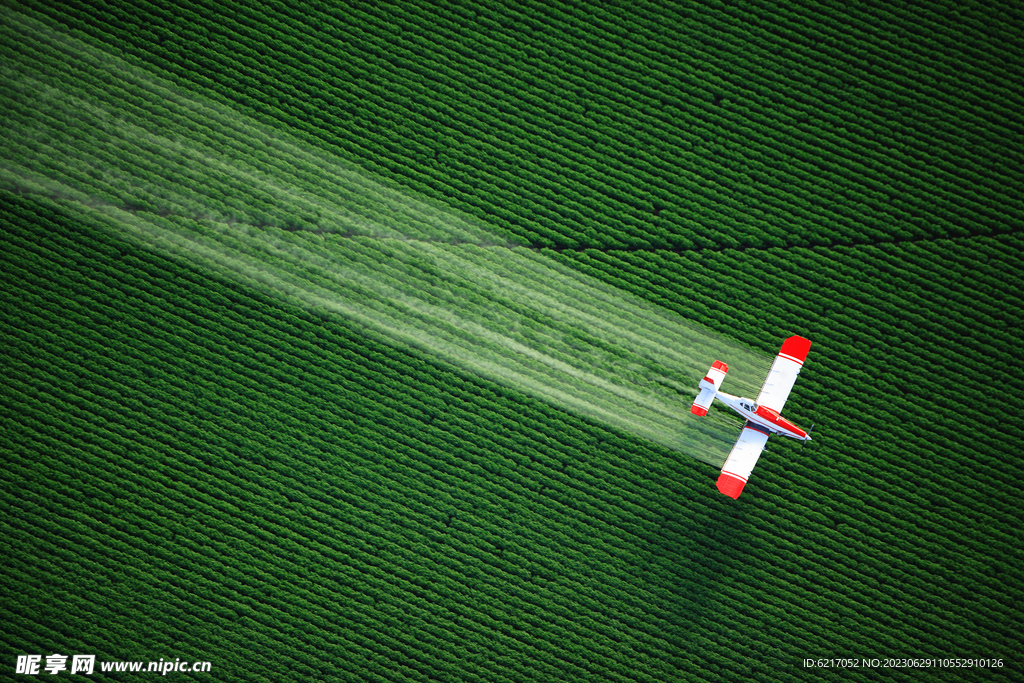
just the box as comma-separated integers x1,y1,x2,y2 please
0,10,772,465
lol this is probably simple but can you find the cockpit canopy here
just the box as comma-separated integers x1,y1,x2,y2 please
740,399,758,412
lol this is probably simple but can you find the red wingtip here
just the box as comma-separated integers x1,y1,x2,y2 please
712,360,728,372
780,336,812,363
716,472,746,499
690,405,708,416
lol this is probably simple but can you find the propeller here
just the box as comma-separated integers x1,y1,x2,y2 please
801,422,815,452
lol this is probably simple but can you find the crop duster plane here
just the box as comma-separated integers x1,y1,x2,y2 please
690,336,812,499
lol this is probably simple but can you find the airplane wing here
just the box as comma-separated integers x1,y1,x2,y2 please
755,335,811,413
717,422,771,499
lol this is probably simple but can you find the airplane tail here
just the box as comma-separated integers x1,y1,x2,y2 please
691,360,728,416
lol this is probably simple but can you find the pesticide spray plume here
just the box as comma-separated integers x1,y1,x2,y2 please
1,10,773,466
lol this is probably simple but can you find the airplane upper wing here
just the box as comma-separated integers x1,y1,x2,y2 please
717,422,771,499
755,335,811,413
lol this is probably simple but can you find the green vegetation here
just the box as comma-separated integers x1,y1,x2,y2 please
3,0,1022,681
0,10,770,462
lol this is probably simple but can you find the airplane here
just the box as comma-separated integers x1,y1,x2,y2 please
690,335,812,499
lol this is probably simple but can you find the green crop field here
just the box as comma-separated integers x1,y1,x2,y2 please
2,0,1022,681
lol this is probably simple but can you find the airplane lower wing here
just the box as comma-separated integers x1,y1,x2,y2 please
756,335,811,413
716,422,771,499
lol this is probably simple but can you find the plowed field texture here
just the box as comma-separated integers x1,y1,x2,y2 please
2,1,1022,681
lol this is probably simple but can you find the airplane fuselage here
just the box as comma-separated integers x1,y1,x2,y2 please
715,392,810,441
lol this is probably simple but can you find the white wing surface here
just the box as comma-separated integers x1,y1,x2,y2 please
756,335,812,413
717,422,771,499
